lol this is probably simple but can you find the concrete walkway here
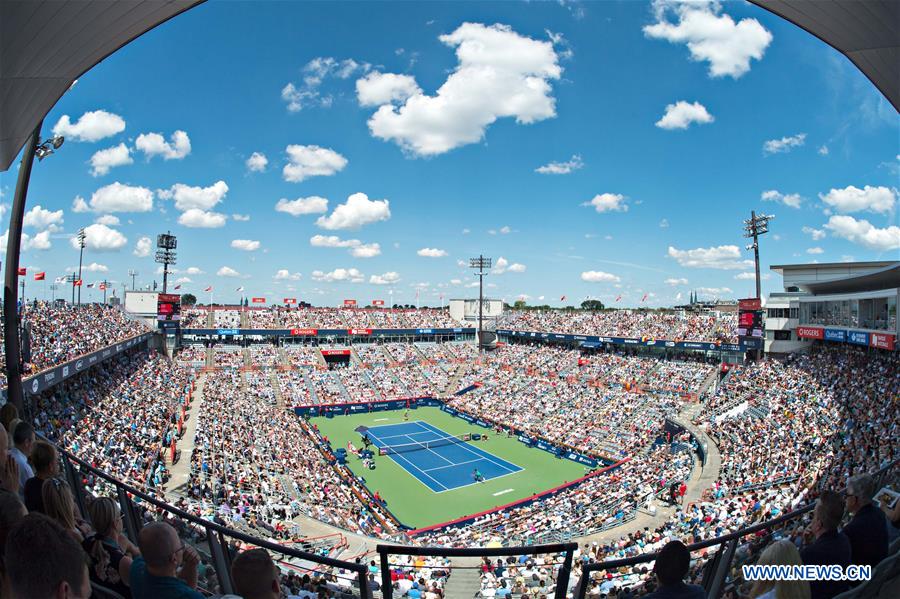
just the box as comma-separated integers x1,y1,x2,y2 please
165,374,204,497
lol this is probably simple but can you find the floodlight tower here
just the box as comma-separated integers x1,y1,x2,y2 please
155,232,177,293
75,227,86,304
128,269,138,291
743,211,774,300
469,255,491,351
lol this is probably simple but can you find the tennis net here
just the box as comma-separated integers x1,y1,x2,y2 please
379,433,471,455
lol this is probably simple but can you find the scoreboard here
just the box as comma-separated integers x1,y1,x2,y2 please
738,298,764,338
157,293,181,322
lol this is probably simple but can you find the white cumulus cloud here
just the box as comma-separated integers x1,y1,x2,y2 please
362,22,562,156
665,277,688,286
535,154,583,174
734,272,770,281
133,236,152,257
763,133,806,155
89,143,133,176
350,243,381,258
807,247,825,255
584,193,628,213
231,239,260,251
95,215,120,226
245,152,268,172
316,192,390,230
311,268,365,283
824,215,900,251
356,72,422,106
802,226,826,241
52,110,125,142
761,189,803,209
417,248,448,258
643,0,772,78
160,180,228,211
70,223,127,251
217,266,242,278
276,197,329,216
581,271,621,283
85,182,153,213
370,272,401,285
819,185,896,214
178,209,227,228
492,257,527,274
655,100,714,129
23,205,63,230
667,245,753,270
283,145,347,182
135,130,191,160
275,269,302,281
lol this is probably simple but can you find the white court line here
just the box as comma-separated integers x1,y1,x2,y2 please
422,457,485,473
493,489,514,497
373,418,390,422
415,421,521,474
432,469,521,494
365,427,448,493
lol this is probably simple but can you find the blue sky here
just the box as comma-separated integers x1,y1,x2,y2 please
1,0,897,307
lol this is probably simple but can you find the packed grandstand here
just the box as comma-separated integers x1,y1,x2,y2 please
0,302,895,597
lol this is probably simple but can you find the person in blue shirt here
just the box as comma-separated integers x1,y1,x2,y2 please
473,468,484,483
129,522,204,599
495,580,512,597
406,580,422,598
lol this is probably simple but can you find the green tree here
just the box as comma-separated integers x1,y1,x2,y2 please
181,293,197,306
513,300,527,310
580,299,605,311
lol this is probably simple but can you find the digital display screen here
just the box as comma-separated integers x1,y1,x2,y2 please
157,294,181,321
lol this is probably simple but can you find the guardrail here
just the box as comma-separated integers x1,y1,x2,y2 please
49,439,371,597
375,542,578,599
573,457,899,598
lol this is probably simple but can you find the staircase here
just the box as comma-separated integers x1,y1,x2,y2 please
270,371,285,408
242,347,251,368
205,347,214,368
240,310,250,328
441,563,481,598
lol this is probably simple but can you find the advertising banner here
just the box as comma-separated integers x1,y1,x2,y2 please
343,299,357,307
349,328,372,336
824,329,846,342
252,297,266,304
372,300,385,306
797,326,824,340
870,333,895,351
283,298,297,304
848,331,870,346
290,328,318,336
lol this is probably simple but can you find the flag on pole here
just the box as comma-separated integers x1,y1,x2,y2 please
615,295,622,302
17,267,26,276
99,283,107,290
641,293,648,302
87,283,95,288
73,279,83,287
174,285,182,290
55,276,65,283
34,272,45,281
560,295,566,301
204,286,213,292
236,286,244,292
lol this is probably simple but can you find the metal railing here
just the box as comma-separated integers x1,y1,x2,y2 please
51,440,371,597
375,542,578,599
573,457,899,598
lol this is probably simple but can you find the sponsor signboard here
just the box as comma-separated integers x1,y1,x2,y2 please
343,299,357,307
217,329,240,336
848,331,869,346
870,332,895,351
417,328,434,334
321,349,351,356
824,329,846,342
797,326,824,340
283,298,297,304
349,328,372,336
252,297,266,304
290,328,318,336
372,300,385,306
738,298,762,311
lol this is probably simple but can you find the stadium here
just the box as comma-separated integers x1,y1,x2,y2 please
0,2,897,599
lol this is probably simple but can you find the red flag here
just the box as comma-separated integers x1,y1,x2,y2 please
204,286,212,292
615,295,622,302
73,279,82,287
16,268,26,276
99,283,107,290
34,272,45,281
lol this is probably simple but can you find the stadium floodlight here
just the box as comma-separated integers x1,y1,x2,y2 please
469,256,491,351
128,269,138,291
155,232,177,293
76,228,86,305
742,211,774,300
34,135,64,161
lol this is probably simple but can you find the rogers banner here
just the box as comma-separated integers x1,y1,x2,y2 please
252,297,266,303
349,328,372,335
343,299,357,307
870,333,895,351
283,298,297,304
290,328,318,336
738,298,762,311
372,299,385,306
797,326,824,340
321,349,352,356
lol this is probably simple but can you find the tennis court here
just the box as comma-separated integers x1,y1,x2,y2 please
362,420,522,492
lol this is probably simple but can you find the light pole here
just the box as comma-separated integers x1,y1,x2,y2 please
469,255,491,351
65,274,76,303
743,211,774,300
76,227,86,305
99,279,110,304
128,269,138,291
50,283,58,302
155,232,177,293
3,126,64,413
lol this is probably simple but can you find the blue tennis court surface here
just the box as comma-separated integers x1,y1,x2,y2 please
363,421,522,492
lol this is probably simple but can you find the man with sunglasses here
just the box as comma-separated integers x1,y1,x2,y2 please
842,473,889,568
129,521,204,599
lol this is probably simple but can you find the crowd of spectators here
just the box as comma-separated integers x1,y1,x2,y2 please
212,346,244,368
503,309,738,343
